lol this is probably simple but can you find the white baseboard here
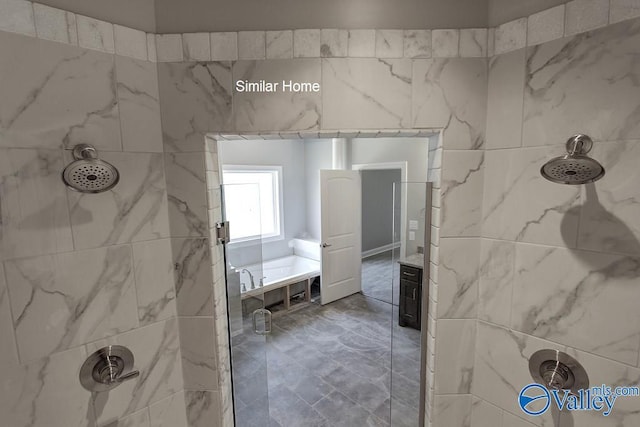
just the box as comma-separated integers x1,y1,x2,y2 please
362,242,400,259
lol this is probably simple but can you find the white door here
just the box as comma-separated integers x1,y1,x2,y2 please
320,170,362,305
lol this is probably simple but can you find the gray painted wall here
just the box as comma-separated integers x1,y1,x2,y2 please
361,169,401,253
304,139,332,241
32,0,157,32
218,139,307,264
488,0,569,26
352,137,429,255
154,0,488,33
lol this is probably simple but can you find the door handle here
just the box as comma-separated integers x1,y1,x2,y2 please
321,243,332,248
252,308,272,335
412,288,417,300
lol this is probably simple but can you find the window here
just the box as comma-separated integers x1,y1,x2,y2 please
222,166,283,243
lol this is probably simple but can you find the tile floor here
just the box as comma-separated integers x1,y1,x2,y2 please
361,250,400,305
231,254,421,427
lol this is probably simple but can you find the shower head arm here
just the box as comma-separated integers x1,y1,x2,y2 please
566,134,593,156
72,143,98,160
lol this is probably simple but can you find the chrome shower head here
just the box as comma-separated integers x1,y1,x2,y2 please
540,134,605,185
62,144,120,193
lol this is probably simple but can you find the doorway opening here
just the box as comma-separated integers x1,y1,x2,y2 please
211,134,434,427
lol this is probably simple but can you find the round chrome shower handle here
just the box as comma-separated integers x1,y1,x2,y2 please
79,345,140,392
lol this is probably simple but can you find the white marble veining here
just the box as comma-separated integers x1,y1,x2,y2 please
471,397,502,427
0,148,73,260
0,0,35,36
565,0,610,36
523,19,640,146
293,29,320,58
485,49,525,149
164,153,208,238
179,317,218,390
512,243,640,365
412,58,487,149
238,31,265,60
133,239,176,325
495,18,526,55
459,28,487,57
114,24,147,61
473,321,562,426
90,318,183,425
149,391,189,427
77,15,114,53
158,61,232,151
0,33,121,151
156,34,183,62
610,0,640,24
439,150,484,237
0,346,92,427
234,59,321,131
563,348,640,426
5,245,137,362
527,5,565,46
433,395,472,427
403,29,431,58
437,238,479,319
434,319,475,394
266,30,293,59
482,147,581,247
432,29,459,57
375,29,403,58
115,55,163,152
347,29,375,57
185,391,220,427
67,152,170,249
182,32,210,62
323,58,411,129
320,29,348,57
173,238,214,316
210,32,237,61
478,239,514,327
577,141,640,256
105,409,150,427
33,3,77,45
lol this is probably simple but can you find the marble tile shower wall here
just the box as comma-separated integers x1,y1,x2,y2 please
2,1,638,427
156,34,489,427
471,17,640,427
0,28,191,427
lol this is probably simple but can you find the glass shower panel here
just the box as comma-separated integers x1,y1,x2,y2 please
222,182,270,427
391,181,429,427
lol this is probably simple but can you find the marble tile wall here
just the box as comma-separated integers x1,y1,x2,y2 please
156,40,488,427
474,16,640,427
0,28,188,427
3,1,637,427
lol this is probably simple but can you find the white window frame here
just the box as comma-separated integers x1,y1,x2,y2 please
221,165,285,245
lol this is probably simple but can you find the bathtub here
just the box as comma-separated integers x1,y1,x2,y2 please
238,255,320,301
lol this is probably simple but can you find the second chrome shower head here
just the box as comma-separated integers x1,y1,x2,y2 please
540,134,605,185
62,144,120,193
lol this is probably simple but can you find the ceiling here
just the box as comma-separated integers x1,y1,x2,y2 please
31,0,570,34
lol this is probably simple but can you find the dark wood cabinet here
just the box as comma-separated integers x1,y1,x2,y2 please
399,264,422,330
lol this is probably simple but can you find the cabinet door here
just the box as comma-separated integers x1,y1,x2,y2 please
400,280,420,328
